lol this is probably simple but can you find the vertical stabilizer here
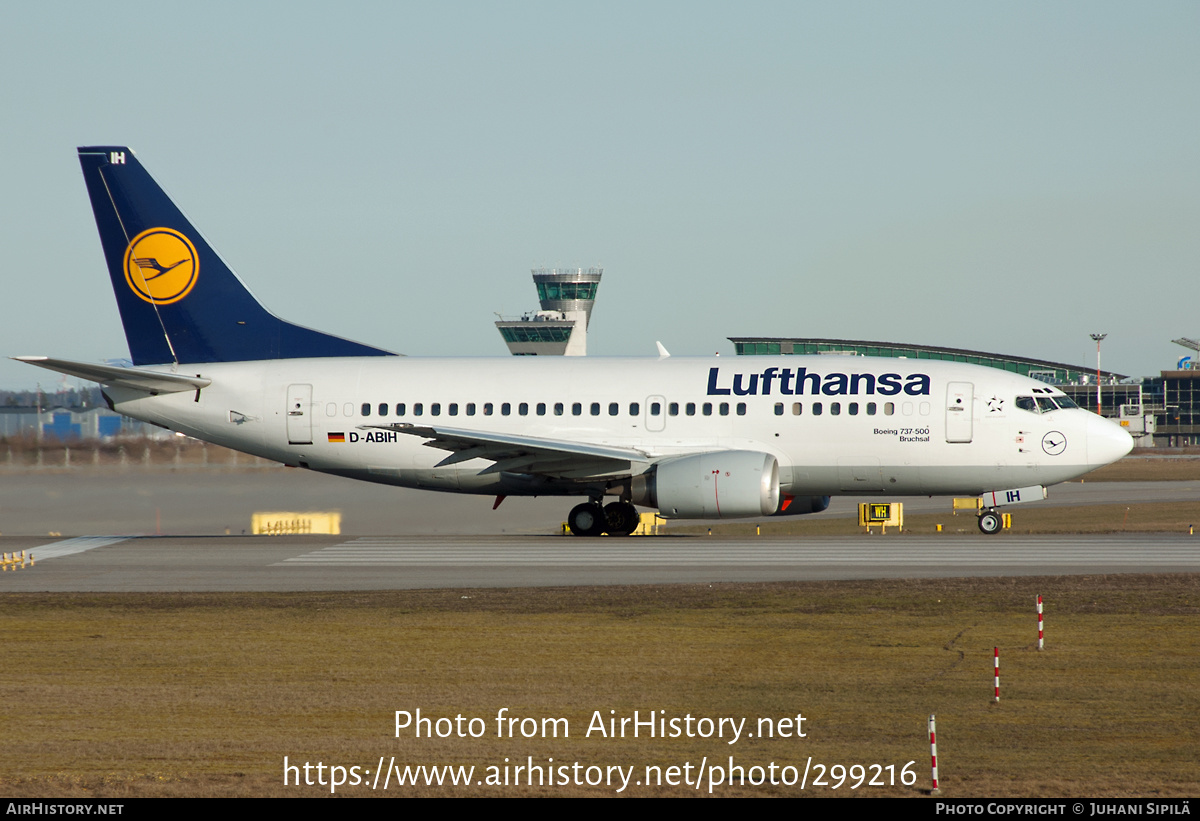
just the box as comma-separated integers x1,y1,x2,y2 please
77,146,395,365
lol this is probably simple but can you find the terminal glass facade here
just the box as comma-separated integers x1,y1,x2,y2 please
730,338,1107,384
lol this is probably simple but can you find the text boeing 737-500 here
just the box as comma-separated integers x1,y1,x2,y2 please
16,147,1133,536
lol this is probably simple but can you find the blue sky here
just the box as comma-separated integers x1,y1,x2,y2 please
2,1,1197,390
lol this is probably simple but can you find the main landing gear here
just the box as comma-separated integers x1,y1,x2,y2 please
567,501,640,537
977,509,1003,535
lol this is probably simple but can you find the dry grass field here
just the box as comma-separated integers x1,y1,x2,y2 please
1,576,1197,798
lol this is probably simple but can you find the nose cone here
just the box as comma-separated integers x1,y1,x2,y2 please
1086,414,1134,468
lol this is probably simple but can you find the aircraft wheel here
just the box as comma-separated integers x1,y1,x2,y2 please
568,502,607,537
604,502,640,537
977,510,1002,535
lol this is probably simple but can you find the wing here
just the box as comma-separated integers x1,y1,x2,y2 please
13,356,211,394
360,422,652,480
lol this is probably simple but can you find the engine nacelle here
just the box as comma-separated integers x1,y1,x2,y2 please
771,494,832,516
644,451,780,519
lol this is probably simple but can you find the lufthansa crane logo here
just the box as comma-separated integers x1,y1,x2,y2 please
1041,431,1067,456
123,227,199,305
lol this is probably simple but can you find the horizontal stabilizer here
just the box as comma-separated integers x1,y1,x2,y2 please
13,356,211,394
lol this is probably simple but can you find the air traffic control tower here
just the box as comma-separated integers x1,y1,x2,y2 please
495,267,602,355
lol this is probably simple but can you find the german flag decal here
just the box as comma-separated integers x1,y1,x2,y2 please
327,432,346,443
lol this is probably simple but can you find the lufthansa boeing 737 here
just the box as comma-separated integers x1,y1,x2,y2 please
16,147,1133,536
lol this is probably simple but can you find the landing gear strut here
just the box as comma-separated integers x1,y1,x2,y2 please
977,509,1002,535
567,500,640,537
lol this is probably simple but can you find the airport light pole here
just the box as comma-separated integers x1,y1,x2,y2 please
1090,333,1107,415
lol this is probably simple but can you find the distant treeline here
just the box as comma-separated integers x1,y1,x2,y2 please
1,387,105,409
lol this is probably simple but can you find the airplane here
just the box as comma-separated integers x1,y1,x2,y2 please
16,147,1134,536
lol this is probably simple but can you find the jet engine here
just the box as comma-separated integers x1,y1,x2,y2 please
638,451,780,519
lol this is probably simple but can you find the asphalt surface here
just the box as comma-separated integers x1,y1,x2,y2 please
1,532,1196,591
2,468,1196,591
1,464,1195,536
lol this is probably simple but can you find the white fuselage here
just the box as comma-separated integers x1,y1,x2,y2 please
103,355,1133,506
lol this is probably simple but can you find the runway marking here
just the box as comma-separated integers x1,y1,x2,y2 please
277,535,1200,567
28,536,131,561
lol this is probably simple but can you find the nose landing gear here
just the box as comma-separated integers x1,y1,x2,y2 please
977,509,1003,535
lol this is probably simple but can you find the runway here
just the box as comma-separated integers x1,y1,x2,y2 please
2,532,1196,591
1,464,1196,537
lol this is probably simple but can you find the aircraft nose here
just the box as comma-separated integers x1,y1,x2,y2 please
1086,414,1134,467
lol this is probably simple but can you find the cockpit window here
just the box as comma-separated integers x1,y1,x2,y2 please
1036,397,1058,413
1053,395,1079,409
1016,396,1037,413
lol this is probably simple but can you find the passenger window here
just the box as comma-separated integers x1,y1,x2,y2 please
812,402,823,416
536,402,546,416
719,402,729,416
554,402,564,416
686,403,696,416
650,402,661,416
775,402,784,416
501,403,511,416
866,402,876,415
484,403,493,416
572,402,582,416
591,402,600,416
519,402,529,416
361,403,371,416
849,402,859,416
466,403,475,416
792,403,802,415
736,403,746,416
449,403,458,416
702,403,713,416
668,402,679,416
629,402,639,416
609,403,619,416
431,403,441,416
378,403,388,416
395,403,406,416
831,402,841,416
414,403,424,416
883,402,894,416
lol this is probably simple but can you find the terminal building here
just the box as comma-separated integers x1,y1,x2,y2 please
495,267,602,356
730,337,1199,447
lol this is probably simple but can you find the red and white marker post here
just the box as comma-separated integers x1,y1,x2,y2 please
993,647,1000,702
1037,595,1044,651
929,714,939,794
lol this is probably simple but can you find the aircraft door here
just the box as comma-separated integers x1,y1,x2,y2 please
287,383,313,445
946,382,973,443
646,395,666,432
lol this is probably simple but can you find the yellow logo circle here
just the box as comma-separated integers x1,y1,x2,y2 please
123,228,199,305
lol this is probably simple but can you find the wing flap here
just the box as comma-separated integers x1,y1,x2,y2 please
361,422,649,479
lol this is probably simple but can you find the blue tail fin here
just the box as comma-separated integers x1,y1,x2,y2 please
77,146,395,365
